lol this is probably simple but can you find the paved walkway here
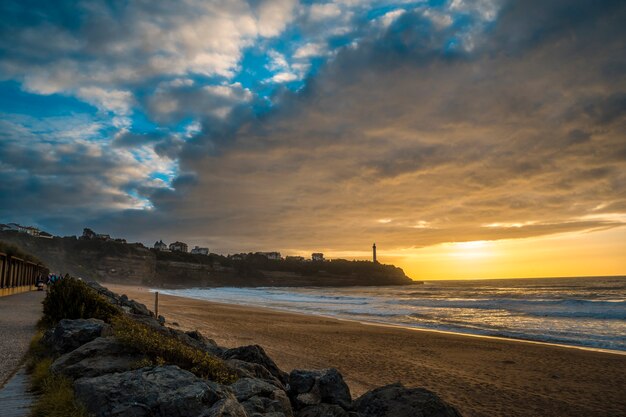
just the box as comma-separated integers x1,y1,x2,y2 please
0,367,37,417
0,290,44,387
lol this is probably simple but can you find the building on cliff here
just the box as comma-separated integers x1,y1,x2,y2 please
154,240,168,251
256,251,282,260
0,222,54,238
169,241,188,253
81,228,112,241
311,253,325,262
191,246,209,255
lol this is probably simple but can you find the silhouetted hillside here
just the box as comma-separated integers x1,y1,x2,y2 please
0,231,418,287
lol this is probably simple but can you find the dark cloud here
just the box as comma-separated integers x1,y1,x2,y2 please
137,0,625,252
1,0,625,256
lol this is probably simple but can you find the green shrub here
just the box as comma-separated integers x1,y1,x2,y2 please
41,278,120,327
112,316,237,384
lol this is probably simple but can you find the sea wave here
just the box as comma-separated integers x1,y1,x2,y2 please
159,276,626,351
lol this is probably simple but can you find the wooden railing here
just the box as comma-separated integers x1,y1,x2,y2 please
0,252,48,296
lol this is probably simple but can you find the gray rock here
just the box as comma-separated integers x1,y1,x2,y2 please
232,377,283,402
288,369,351,410
297,404,351,417
207,396,249,417
43,318,111,354
222,345,288,383
353,383,462,417
74,365,227,417
318,369,351,409
227,359,284,388
289,370,317,394
186,329,218,347
242,392,293,417
231,377,293,417
50,337,145,379
124,298,152,317
187,330,225,355
87,282,152,316
86,281,119,302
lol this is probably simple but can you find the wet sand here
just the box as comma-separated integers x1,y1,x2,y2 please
106,283,626,417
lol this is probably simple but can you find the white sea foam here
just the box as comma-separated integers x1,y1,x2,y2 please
157,276,626,351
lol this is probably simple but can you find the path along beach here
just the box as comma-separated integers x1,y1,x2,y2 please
107,284,626,417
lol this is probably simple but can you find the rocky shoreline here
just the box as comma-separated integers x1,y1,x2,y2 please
37,281,461,417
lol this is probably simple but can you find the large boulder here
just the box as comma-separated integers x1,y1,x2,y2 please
50,337,145,380
222,345,288,383
74,365,227,417
353,383,462,417
297,404,352,417
43,318,111,354
231,377,293,417
206,396,249,417
227,359,284,389
186,329,225,356
86,282,153,317
288,369,351,411
119,294,153,316
86,281,119,303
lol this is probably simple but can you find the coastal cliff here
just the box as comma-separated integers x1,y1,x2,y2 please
0,231,417,287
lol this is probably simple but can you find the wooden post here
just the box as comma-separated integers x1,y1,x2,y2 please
154,291,159,318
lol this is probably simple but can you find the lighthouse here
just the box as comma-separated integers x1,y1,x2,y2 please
372,243,377,263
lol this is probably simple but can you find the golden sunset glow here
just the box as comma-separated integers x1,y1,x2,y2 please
373,228,626,280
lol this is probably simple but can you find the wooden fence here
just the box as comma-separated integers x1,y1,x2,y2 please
0,252,48,296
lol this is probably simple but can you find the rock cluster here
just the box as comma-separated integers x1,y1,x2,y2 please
42,318,111,354
43,284,462,417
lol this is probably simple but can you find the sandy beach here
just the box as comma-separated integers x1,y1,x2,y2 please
106,283,626,417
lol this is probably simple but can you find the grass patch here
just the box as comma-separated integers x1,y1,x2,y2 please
41,278,120,327
30,357,53,393
25,333,88,417
25,331,47,369
30,371,89,417
112,316,237,384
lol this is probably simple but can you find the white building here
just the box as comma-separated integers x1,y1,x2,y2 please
191,246,209,255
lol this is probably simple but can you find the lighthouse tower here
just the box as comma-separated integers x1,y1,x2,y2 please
372,243,377,263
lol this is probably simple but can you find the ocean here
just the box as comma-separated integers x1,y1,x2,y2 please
157,276,626,352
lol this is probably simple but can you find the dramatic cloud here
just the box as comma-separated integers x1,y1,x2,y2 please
0,0,624,260
151,0,626,252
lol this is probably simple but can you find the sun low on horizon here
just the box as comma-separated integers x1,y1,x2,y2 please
0,0,624,281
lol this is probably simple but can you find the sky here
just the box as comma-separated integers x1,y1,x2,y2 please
0,0,625,280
